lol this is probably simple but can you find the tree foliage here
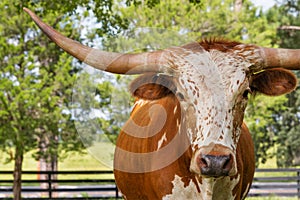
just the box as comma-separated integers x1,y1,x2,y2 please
264,0,300,167
0,0,129,198
245,95,288,166
117,0,277,45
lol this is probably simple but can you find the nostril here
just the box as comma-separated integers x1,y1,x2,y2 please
199,157,208,168
198,154,233,177
222,154,233,171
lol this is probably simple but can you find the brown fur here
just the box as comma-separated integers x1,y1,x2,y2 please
251,68,297,96
233,123,255,199
114,94,255,200
114,95,184,199
199,38,242,52
130,73,176,100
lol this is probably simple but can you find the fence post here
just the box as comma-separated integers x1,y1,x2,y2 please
297,170,300,199
48,171,52,199
116,186,119,198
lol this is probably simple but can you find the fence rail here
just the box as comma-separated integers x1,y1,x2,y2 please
0,170,120,199
248,168,300,198
0,168,300,199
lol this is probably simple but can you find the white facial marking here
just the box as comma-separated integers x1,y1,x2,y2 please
170,45,255,151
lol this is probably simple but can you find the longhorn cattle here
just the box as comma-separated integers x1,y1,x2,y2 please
25,8,300,200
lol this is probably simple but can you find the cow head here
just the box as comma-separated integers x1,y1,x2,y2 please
128,41,297,177
25,8,298,178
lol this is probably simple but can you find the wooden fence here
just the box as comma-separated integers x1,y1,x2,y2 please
0,168,299,199
0,170,120,199
249,168,300,198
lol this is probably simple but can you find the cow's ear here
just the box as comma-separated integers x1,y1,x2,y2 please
130,73,176,100
250,68,297,96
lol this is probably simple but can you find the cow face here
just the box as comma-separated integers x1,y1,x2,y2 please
131,41,297,177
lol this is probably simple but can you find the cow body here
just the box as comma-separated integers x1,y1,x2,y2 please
114,86,255,200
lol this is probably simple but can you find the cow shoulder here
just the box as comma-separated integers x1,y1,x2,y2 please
250,68,297,96
130,73,176,100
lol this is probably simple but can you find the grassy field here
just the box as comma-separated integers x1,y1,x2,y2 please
246,197,298,200
0,148,112,181
0,150,110,171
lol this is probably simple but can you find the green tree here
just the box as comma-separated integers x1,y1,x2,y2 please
265,0,300,167
245,95,288,166
0,1,130,199
117,0,276,45
0,2,81,198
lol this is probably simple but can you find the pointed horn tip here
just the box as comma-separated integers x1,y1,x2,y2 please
23,8,39,21
23,7,31,14
23,7,36,19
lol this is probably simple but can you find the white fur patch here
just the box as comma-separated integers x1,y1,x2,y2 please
162,174,240,200
157,132,167,150
198,175,240,200
242,182,251,199
133,99,149,108
173,105,178,114
162,175,201,200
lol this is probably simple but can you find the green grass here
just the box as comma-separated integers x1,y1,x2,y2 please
0,150,110,171
0,149,113,182
247,156,299,200
246,197,297,200
254,153,300,178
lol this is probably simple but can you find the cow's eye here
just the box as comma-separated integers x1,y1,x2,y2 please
177,92,185,100
242,88,252,99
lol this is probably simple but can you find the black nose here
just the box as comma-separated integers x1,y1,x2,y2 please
198,154,233,177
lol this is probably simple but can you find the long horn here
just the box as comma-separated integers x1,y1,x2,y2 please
23,8,167,74
262,47,300,70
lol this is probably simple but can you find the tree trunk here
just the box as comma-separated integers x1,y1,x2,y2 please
234,0,243,12
38,132,58,198
51,155,58,198
13,146,23,200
